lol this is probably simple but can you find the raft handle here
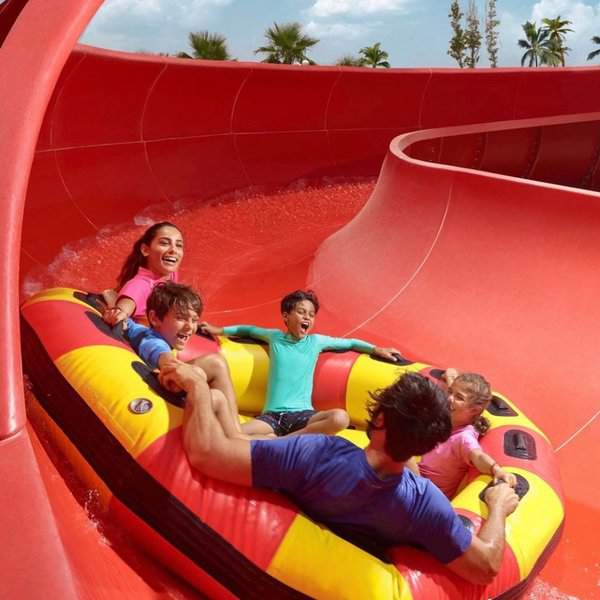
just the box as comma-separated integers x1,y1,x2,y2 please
487,395,518,417
504,429,537,460
479,473,530,502
370,352,413,366
429,368,445,380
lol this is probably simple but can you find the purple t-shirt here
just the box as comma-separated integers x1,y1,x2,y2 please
119,267,178,318
251,435,471,563
419,425,481,498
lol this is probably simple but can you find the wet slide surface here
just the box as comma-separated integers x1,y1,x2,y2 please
2,1,600,598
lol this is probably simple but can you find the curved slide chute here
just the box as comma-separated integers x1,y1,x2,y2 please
2,1,600,597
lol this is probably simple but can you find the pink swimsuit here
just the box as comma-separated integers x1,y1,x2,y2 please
118,267,178,318
418,424,481,498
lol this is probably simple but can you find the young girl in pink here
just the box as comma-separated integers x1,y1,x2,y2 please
102,222,240,431
416,371,516,499
103,221,182,326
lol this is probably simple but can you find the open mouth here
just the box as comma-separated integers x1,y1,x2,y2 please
162,255,179,267
300,321,310,332
176,332,190,344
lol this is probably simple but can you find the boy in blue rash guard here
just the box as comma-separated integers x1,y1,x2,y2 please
201,289,402,437
126,281,243,439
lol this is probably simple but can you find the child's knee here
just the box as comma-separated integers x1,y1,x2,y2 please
198,353,229,377
329,409,350,431
189,364,208,382
210,389,227,411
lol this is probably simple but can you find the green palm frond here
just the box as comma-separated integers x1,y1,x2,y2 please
255,22,319,64
187,31,231,60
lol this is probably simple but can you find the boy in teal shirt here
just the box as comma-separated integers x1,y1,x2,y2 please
202,290,401,437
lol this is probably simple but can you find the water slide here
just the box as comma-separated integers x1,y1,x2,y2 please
2,1,600,598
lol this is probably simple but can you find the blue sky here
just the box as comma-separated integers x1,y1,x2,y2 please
80,0,600,67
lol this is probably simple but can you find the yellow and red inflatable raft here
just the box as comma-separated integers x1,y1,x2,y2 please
21,288,564,599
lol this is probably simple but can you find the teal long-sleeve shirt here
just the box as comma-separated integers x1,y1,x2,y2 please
223,325,375,413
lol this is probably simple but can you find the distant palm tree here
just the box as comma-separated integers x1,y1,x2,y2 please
336,55,364,67
542,16,572,66
587,35,600,61
518,21,560,67
178,31,231,60
255,22,318,64
358,43,390,68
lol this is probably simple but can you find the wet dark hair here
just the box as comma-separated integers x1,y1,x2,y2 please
117,222,181,289
454,372,493,436
280,290,320,314
366,372,452,462
147,281,202,321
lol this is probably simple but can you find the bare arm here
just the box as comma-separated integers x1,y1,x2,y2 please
103,296,136,326
160,362,252,486
370,346,403,361
470,449,517,487
446,483,519,585
442,367,460,386
199,322,224,336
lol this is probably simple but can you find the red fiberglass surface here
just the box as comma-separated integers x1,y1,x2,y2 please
3,0,600,598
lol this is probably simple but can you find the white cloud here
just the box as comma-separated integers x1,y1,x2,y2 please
81,0,233,53
305,20,373,40
308,0,412,19
92,0,231,24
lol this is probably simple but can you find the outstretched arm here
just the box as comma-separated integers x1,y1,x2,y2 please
200,322,224,336
446,483,519,585
369,346,403,361
160,362,252,486
322,337,403,361
470,449,517,487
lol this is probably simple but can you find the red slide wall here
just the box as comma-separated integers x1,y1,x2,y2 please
3,0,600,598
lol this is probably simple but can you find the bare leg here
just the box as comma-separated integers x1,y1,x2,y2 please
287,409,350,437
240,418,277,438
210,390,250,440
189,353,241,432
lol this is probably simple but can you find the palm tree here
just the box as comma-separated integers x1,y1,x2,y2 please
542,16,572,66
178,31,231,60
358,43,390,68
336,55,364,67
587,35,600,61
518,21,560,67
255,22,318,65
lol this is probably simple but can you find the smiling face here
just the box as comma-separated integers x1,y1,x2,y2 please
283,299,316,340
448,380,489,428
149,304,199,351
141,225,184,278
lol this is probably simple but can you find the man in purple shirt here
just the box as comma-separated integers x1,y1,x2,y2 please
163,363,518,585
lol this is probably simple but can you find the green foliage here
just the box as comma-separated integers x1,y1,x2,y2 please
518,21,561,67
485,0,500,67
448,0,466,67
518,19,568,67
336,55,365,67
255,22,318,64
358,42,390,68
587,35,600,61
183,31,231,61
542,16,572,66
464,0,482,68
